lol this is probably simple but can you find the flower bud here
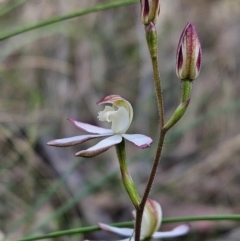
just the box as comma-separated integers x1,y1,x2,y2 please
140,0,160,25
176,22,202,80
133,199,162,238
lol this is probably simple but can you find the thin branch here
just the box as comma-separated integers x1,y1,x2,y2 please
14,215,240,241
0,0,138,41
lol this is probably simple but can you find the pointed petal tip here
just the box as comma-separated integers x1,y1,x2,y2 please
171,224,191,236
122,134,153,148
153,224,190,239
75,151,97,158
47,140,68,147
171,224,191,235
98,223,134,237
139,143,151,149
47,140,54,146
141,138,153,148
179,223,191,233
98,223,114,232
98,222,106,229
68,118,74,123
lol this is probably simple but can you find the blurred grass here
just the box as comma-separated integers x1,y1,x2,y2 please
0,0,239,241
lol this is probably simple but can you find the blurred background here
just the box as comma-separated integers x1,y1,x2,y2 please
0,0,240,240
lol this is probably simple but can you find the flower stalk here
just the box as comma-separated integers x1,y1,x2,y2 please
181,80,192,103
115,140,140,209
135,3,166,240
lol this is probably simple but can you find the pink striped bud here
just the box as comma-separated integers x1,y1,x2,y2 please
140,0,160,25
176,22,202,80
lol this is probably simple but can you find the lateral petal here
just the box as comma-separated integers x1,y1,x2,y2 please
47,134,111,147
99,223,134,237
152,224,190,239
76,135,122,157
122,134,153,148
68,118,113,134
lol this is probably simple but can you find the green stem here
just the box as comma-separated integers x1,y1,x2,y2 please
14,214,240,241
163,99,190,131
116,140,140,209
135,24,166,241
181,80,192,103
14,221,133,241
163,80,192,131
0,0,31,18
0,0,138,41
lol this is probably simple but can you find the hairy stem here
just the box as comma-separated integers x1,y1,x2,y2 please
134,26,166,241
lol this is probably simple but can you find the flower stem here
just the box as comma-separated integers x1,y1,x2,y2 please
181,80,192,103
116,140,140,209
135,23,166,241
14,214,240,241
0,0,138,41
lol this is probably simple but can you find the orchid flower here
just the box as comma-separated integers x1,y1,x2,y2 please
89,199,190,241
47,95,153,157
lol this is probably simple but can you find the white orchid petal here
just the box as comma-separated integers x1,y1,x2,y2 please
69,118,113,134
140,199,162,238
151,199,162,233
99,223,134,237
47,134,111,147
122,134,153,148
152,224,190,239
110,107,130,133
141,209,151,238
76,135,122,157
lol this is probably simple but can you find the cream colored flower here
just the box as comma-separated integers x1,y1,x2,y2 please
48,95,152,157
96,199,190,241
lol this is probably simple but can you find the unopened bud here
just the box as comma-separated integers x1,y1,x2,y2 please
132,199,162,238
176,22,202,80
140,0,160,25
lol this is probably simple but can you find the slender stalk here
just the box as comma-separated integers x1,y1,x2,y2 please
181,80,192,103
0,0,31,18
135,27,166,241
116,140,140,209
14,221,133,241
0,0,138,41
14,214,240,241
